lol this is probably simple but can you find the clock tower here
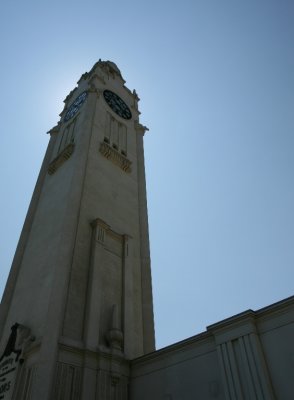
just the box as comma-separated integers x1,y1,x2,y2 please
0,60,155,400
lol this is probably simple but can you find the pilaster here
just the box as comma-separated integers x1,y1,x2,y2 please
135,122,155,353
209,312,276,400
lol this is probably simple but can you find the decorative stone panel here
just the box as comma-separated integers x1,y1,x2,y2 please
99,142,131,173
209,313,276,400
48,143,75,175
96,370,128,400
13,366,35,400
52,362,82,400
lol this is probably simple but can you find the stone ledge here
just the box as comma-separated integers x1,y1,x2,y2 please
48,143,75,175
99,142,132,173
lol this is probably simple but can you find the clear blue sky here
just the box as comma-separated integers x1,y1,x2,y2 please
0,0,293,349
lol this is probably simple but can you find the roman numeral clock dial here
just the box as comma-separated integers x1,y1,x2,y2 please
103,90,132,120
64,91,88,122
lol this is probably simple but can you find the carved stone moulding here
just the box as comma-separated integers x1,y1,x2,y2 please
48,143,75,175
99,142,132,173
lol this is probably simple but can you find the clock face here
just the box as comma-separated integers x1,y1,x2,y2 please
64,91,88,122
103,90,132,120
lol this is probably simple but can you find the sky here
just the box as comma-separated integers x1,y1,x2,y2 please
0,0,293,350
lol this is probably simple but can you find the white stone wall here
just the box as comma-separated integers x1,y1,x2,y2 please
130,296,294,400
0,61,155,400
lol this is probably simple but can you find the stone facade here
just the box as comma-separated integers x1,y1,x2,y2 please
0,60,154,400
131,296,294,399
0,61,293,400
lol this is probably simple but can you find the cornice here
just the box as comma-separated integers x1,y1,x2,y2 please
99,142,132,173
47,124,61,136
131,330,212,367
134,120,149,135
48,143,75,175
58,338,129,367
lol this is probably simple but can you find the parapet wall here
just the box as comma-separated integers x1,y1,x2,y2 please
130,296,294,400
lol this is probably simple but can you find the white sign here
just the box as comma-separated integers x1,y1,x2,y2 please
0,323,25,400
0,355,19,400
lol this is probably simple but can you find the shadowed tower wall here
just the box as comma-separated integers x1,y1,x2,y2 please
0,60,155,400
